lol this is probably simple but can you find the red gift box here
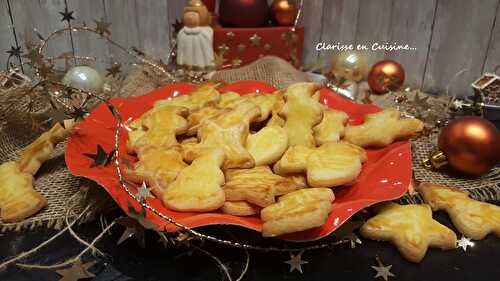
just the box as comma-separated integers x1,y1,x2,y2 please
213,26,304,69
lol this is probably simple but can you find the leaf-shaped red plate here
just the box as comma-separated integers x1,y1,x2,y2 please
66,80,411,242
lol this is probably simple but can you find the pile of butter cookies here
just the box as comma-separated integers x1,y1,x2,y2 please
125,82,424,237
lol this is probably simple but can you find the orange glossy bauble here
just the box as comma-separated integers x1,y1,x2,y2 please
271,0,297,26
367,60,405,94
438,116,500,176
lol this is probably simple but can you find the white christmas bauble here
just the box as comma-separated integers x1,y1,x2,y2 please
62,66,103,92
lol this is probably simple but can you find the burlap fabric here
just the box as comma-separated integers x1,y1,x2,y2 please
1,56,498,232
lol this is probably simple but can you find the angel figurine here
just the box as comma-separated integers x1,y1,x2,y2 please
176,0,215,70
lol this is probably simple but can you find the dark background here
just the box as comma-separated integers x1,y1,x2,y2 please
1,211,499,281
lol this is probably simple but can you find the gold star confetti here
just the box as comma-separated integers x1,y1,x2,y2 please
231,58,242,67
217,44,229,55
237,43,246,52
371,256,395,281
106,63,122,78
94,19,111,36
226,31,236,40
249,33,262,47
263,43,271,51
456,236,475,252
284,251,308,274
55,259,96,281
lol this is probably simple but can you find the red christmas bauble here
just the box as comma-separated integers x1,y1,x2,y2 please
271,0,297,26
367,60,405,94
438,116,500,176
219,0,269,27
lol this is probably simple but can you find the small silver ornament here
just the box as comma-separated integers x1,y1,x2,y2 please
62,66,104,93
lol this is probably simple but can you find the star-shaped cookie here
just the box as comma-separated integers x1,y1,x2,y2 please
418,182,500,240
359,203,457,263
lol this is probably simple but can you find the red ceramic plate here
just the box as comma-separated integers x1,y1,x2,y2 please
66,80,412,242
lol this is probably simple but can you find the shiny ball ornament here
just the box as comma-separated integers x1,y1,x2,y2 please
331,51,368,82
437,117,500,176
62,66,104,93
219,0,269,27
367,60,405,94
271,0,297,26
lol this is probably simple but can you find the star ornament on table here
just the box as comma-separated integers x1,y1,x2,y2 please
83,144,114,168
55,259,96,281
59,7,75,22
284,251,308,274
371,256,395,281
457,236,475,252
334,220,364,248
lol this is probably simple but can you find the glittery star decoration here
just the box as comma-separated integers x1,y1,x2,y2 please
127,201,158,230
226,31,236,40
263,43,271,51
136,181,153,202
94,19,111,36
217,44,229,55
6,46,22,57
249,33,262,47
55,259,96,281
412,91,431,111
284,251,308,274
237,43,246,52
334,220,363,248
59,7,75,22
456,236,475,252
22,47,44,66
106,63,121,78
371,256,395,281
83,144,114,168
231,58,242,67
116,216,146,248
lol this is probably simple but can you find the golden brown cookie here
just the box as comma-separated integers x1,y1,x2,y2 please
273,142,367,188
125,149,187,196
223,166,301,207
0,162,47,222
279,83,323,147
245,125,288,166
359,203,457,263
19,119,74,175
261,188,335,237
154,81,221,111
344,108,423,147
186,105,226,136
183,101,260,169
221,201,261,216
162,149,226,212
127,105,189,156
313,109,349,145
418,182,500,240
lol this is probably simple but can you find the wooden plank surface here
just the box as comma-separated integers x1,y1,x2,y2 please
385,0,437,88
354,0,394,68
318,0,360,70
0,0,14,69
423,0,499,96
135,0,170,62
66,0,108,72
299,0,324,68
483,1,500,74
